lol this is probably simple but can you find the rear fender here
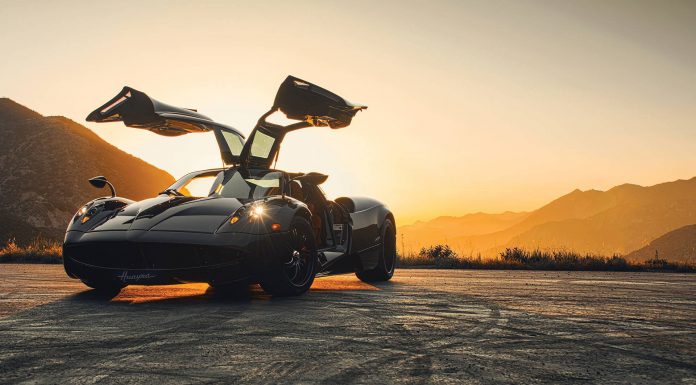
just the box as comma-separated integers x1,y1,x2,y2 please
338,197,393,270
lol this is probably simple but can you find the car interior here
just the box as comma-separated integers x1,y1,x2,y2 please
285,174,350,251
169,168,351,251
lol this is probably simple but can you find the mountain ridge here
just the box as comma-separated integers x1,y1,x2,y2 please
0,98,175,244
400,177,696,259
0,98,43,122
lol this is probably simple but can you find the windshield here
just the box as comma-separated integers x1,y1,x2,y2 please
219,170,282,199
165,169,283,199
165,170,224,197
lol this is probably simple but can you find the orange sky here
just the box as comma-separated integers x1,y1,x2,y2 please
2,1,696,225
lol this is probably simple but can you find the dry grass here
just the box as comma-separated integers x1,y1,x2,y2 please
0,238,62,264
398,245,696,272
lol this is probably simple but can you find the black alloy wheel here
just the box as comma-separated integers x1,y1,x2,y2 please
260,217,317,296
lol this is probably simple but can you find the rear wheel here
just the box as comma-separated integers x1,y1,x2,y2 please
356,218,396,282
260,217,318,296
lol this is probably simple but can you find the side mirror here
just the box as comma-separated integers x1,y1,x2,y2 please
88,176,116,197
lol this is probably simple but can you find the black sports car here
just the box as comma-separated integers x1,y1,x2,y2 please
63,76,396,296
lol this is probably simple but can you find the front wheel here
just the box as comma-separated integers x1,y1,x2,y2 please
356,218,396,282
260,217,318,296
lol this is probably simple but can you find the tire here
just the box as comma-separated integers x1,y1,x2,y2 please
82,280,125,297
356,218,396,282
260,217,318,296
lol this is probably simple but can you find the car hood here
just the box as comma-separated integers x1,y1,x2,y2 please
89,195,246,234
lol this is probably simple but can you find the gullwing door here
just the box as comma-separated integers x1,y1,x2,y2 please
239,76,367,169
86,86,246,165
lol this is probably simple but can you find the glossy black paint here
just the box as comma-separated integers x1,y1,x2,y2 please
238,76,367,169
67,76,391,289
337,197,395,270
87,87,245,164
86,86,244,138
64,229,287,286
274,75,367,129
63,169,392,287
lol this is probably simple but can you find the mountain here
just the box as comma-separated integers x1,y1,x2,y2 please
500,179,696,255
445,188,621,253
401,178,696,258
399,212,529,253
626,224,696,263
0,98,175,244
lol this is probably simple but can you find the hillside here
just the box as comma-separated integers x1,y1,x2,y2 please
444,188,621,253
499,179,696,255
399,212,529,253
401,178,696,258
406,187,626,254
626,224,696,263
0,98,175,244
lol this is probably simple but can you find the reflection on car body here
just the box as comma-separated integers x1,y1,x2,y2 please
63,76,396,297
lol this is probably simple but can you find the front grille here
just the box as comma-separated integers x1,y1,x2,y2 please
65,242,241,269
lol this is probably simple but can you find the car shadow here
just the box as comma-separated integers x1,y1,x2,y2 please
62,274,388,307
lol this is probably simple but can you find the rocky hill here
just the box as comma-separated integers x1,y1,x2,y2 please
0,98,175,244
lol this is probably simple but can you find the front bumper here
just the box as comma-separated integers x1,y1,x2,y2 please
63,229,287,286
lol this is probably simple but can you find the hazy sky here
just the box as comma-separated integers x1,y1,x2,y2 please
2,0,695,224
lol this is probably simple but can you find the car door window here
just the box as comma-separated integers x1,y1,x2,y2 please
250,130,276,158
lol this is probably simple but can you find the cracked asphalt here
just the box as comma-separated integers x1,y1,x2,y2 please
0,264,694,384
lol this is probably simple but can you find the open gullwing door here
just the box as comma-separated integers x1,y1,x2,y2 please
86,86,246,165
239,76,367,169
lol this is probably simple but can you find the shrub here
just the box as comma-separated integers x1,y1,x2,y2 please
419,245,460,267
398,245,694,272
0,238,62,263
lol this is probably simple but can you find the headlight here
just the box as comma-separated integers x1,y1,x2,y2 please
74,202,105,224
73,204,91,223
229,202,266,224
250,203,265,218
76,205,89,217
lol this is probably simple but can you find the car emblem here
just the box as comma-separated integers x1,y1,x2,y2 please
117,271,155,283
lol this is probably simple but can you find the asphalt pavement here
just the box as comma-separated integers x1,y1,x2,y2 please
0,265,694,384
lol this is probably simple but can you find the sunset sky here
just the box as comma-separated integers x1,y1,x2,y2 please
2,0,696,225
